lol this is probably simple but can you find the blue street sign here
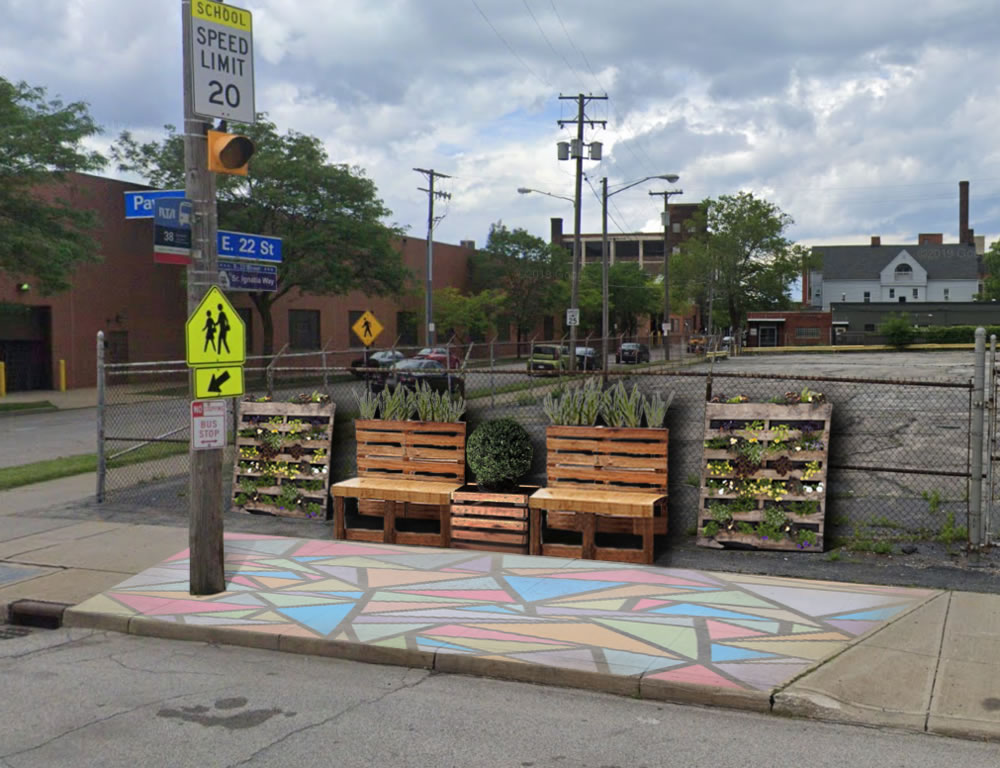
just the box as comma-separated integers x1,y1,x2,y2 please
219,260,278,292
153,198,194,265
217,230,283,263
124,189,185,219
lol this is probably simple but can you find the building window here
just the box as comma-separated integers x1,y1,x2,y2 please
289,309,320,350
863,291,870,303
396,311,417,346
496,316,511,342
864,324,876,332
672,222,680,233
795,327,821,339
237,307,253,355
841,293,846,302
912,288,918,299
889,288,895,299
672,246,680,255
895,263,913,280
944,288,950,301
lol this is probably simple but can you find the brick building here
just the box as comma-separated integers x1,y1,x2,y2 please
746,310,833,347
0,173,475,391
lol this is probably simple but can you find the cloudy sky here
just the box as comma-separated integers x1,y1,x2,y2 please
3,0,999,251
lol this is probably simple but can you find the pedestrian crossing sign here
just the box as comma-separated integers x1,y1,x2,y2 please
185,286,246,367
351,310,383,346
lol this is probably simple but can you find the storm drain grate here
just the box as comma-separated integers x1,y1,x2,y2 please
0,625,33,640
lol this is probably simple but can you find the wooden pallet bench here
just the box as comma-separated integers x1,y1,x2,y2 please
528,426,669,564
330,419,466,547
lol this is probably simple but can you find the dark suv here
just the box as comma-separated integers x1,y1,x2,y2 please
616,342,650,364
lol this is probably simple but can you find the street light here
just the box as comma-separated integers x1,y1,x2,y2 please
602,174,679,375
517,187,575,203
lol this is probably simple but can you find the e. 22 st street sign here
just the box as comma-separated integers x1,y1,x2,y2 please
217,230,282,262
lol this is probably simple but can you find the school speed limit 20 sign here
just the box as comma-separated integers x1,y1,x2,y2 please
190,1,255,124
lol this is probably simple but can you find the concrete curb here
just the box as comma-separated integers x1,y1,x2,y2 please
639,675,772,713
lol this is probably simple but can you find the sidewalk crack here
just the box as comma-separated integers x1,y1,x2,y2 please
924,591,952,732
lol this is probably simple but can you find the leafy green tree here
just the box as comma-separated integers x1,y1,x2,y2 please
469,223,569,355
977,240,1000,301
578,262,659,336
112,118,409,354
432,286,506,341
672,192,800,332
0,78,105,293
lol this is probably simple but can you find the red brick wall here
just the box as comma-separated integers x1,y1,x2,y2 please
747,311,832,347
0,173,475,389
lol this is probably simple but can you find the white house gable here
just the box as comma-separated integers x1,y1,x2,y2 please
880,250,927,287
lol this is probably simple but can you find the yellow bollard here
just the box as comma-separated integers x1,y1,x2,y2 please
59,359,66,392
0,361,5,397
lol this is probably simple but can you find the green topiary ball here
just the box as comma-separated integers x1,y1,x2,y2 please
466,418,533,491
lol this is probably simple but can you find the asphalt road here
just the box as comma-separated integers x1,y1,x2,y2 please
0,408,98,468
1,626,993,768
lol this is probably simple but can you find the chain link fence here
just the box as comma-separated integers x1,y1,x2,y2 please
99,337,975,552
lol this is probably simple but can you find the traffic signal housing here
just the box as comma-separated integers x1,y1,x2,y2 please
207,130,254,176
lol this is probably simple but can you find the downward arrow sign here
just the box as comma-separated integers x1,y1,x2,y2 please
208,371,231,393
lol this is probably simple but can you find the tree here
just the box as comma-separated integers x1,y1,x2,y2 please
469,223,569,355
672,192,800,332
112,118,409,354
0,78,105,293
432,286,506,342
578,262,659,337
881,312,915,349
977,240,1000,301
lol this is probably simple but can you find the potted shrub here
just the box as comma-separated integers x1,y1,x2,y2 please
452,418,535,553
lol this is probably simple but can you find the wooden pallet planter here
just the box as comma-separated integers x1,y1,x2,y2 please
331,420,466,546
450,485,537,554
529,425,669,564
697,401,832,552
232,400,335,519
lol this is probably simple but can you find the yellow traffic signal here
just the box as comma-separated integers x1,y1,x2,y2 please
207,130,254,176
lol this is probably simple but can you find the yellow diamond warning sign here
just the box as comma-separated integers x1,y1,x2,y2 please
351,310,383,346
186,286,245,367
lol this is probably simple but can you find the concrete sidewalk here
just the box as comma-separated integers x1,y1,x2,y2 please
2,477,999,742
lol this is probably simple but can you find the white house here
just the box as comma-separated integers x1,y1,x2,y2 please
807,241,981,310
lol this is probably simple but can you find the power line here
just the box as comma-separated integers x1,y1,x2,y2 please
470,0,552,89
521,0,587,92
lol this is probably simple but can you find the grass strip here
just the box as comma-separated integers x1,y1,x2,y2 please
0,441,192,491
0,401,55,413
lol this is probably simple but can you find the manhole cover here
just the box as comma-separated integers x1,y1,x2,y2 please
0,625,32,640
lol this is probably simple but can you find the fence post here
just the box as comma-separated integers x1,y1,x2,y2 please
489,335,496,408
266,343,288,398
988,335,997,544
970,327,986,563
96,331,106,503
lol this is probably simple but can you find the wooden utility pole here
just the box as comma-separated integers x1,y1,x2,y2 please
558,94,606,370
183,0,224,594
414,168,451,346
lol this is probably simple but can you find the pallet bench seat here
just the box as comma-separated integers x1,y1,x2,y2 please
330,419,465,547
529,426,668,564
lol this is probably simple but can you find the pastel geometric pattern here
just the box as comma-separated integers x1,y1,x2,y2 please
72,534,938,693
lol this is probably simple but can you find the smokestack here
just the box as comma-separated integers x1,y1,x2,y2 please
871,236,880,246
550,217,564,246
960,180,970,245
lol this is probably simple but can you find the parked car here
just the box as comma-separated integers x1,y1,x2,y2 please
575,346,599,370
414,347,463,369
349,349,405,378
527,344,569,376
376,358,465,396
616,342,650,364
